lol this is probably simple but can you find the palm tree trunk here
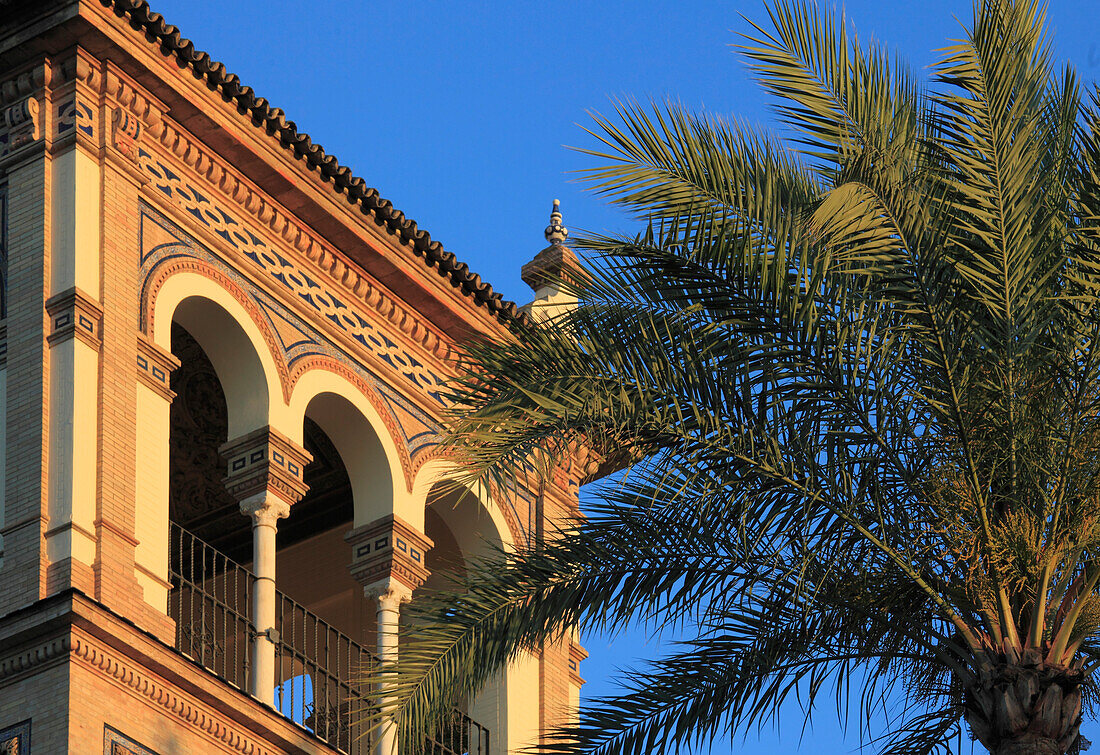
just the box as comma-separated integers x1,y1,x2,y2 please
963,658,1083,755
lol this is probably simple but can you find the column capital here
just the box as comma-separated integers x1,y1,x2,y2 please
362,578,414,609
239,492,291,528
220,426,312,507
346,515,433,594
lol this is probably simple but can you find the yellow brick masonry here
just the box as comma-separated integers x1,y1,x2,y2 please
92,127,165,639
0,125,50,615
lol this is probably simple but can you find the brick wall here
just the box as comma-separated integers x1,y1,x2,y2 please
0,143,50,615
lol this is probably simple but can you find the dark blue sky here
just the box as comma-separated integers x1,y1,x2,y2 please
154,1,1100,752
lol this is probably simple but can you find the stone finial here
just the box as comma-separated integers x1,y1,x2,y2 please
544,198,568,246
523,199,581,294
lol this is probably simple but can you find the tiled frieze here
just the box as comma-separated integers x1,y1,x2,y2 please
103,727,157,755
138,204,445,462
136,151,449,403
0,720,29,754
56,97,95,140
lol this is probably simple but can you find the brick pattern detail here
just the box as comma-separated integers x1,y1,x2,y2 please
540,488,583,741
0,720,30,754
0,113,50,615
219,426,311,506
346,514,433,592
135,333,178,401
93,127,146,628
44,287,102,349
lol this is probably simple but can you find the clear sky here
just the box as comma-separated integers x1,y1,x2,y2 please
153,1,1100,752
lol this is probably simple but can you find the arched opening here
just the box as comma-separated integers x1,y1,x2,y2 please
420,479,537,751
147,289,280,692
275,388,401,639
168,322,239,555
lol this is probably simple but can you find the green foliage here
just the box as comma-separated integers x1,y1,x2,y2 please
363,1,1100,752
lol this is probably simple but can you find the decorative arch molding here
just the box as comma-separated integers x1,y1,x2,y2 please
138,203,446,467
287,356,414,494
142,255,291,402
413,457,527,550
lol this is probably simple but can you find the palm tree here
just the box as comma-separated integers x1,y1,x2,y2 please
379,1,1100,753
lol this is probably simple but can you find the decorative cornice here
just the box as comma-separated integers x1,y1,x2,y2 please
346,515,433,594
568,641,588,687
136,113,456,369
45,287,102,350
219,426,311,507
70,634,283,755
0,62,50,109
136,333,179,402
86,0,519,320
0,636,70,683
0,596,327,755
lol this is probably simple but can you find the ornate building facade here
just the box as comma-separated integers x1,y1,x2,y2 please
0,0,585,752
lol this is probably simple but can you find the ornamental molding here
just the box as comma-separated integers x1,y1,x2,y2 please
0,63,50,109
0,623,298,755
347,514,434,594
45,287,103,350
220,425,312,507
136,333,180,402
124,97,454,368
141,254,293,401
568,641,588,688
69,634,283,755
0,96,41,165
286,354,416,492
139,206,445,491
0,636,71,683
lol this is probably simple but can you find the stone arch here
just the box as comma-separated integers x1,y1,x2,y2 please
147,266,289,436
288,366,412,529
416,461,538,753
412,459,518,553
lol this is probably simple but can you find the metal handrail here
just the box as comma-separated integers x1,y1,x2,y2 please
168,522,253,690
426,710,491,755
167,521,490,755
274,587,376,752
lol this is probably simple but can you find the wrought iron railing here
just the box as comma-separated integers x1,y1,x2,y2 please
167,522,490,755
273,590,376,753
426,710,491,755
169,522,253,690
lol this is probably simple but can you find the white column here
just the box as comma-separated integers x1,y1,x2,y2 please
221,426,311,705
366,580,412,755
241,492,289,705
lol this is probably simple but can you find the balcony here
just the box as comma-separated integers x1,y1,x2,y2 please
168,522,490,755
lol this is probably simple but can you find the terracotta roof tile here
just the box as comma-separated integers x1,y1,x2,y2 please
99,0,520,321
